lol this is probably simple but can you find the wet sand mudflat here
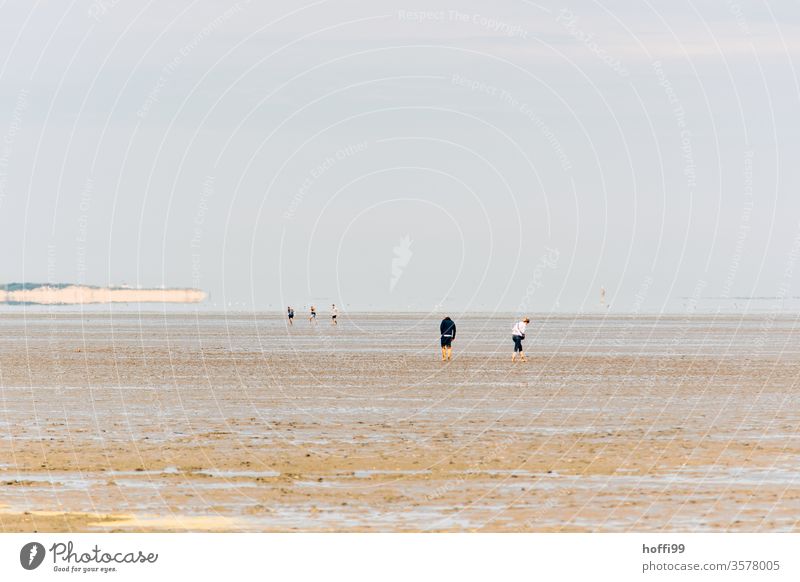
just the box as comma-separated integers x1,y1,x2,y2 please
1,311,799,532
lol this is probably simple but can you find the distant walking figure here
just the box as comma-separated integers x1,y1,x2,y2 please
439,316,457,361
287,306,294,325
331,304,338,325
309,305,317,323
511,317,530,362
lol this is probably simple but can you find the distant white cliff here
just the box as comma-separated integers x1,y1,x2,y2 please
0,283,206,305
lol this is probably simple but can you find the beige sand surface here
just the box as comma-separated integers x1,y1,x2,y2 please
0,312,798,531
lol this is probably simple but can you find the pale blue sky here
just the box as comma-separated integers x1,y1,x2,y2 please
1,0,799,311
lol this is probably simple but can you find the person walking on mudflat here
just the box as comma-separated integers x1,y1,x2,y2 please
439,316,456,361
331,304,338,325
511,317,530,362
287,306,294,325
309,305,317,323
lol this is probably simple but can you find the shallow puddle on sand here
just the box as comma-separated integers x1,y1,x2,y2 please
352,469,432,478
193,469,281,479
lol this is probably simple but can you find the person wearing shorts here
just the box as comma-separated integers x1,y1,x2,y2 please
287,306,294,325
309,306,317,323
439,316,456,361
331,304,338,325
511,317,530,362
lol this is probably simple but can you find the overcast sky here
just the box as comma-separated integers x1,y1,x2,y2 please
1,0,799,312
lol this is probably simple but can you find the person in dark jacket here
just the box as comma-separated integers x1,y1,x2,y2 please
439,316,456,361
